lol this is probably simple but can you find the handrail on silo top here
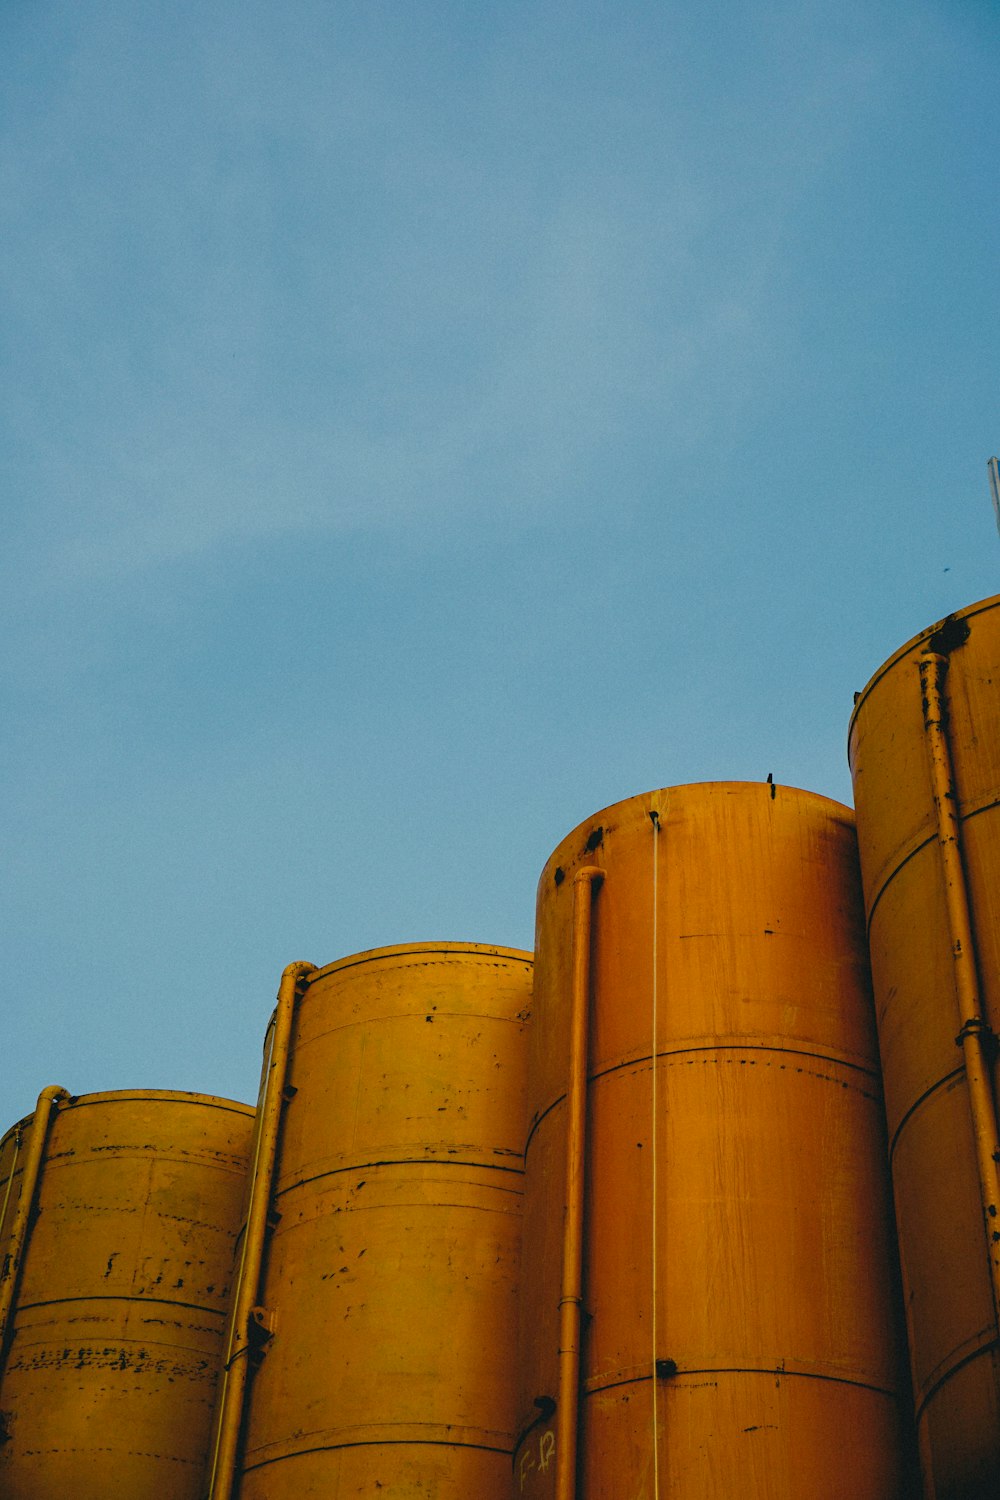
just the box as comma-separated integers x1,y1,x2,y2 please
919,650,1000,1327
205,960,316,1500
556,867,603,1500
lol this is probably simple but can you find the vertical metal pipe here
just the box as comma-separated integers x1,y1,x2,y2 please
205,960,316,1500
0,1126,24,1251
919,651,1000,1322
555,867,603,1500
0,1085,69,1371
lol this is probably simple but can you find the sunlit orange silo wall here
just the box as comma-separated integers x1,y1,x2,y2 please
850,597,1000,1499
236,942,532,1499
516,782,914,1499
0,1089,254,1500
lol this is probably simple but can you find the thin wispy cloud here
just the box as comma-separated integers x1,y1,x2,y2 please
2,3,902,584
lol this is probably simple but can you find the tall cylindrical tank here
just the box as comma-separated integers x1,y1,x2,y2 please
517,782,914,1499
849,598,1000,1498
238,942,532,1499
0,1089,254,1500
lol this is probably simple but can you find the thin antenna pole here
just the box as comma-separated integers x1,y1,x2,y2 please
988,457,1000,537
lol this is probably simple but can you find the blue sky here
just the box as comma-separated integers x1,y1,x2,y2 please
3,1,998,1128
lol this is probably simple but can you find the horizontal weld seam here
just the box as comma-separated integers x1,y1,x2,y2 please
243,1437,512,1470
274,1157,524,1200
299,1010,530,1046
583,1366,901,1398
588,1043,879,1085
8,1293,225,1315
525,1044,880,1159
913,1337,1000,1426
887,1065,967,1164
865,795,1000,933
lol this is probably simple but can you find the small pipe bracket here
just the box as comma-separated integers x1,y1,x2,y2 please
956,1016,1000,1060
247,1305,275,1356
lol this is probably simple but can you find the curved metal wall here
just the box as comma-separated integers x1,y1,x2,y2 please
0,1089,254,1500
849,596,1000,1498
517,782,913,1499
238,942,532,1499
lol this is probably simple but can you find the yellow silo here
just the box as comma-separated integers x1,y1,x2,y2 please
517,782,914,1499
850,597,1000,1498
0,1088,254,1499
213,943,531,1499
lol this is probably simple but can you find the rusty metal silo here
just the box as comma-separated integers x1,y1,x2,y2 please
0,1088,254,1499
850,597,1000,1498
211,943,531,1500
516,782,914,1499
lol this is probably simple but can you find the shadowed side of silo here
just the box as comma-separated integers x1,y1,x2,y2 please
233,942,532,1499
850,597,1000,1499
0,1089,254,1499
516,782,915,1499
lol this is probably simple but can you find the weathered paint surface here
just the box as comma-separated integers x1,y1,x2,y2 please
0,1090,254,1500
851,597,1000,1499
518,782,915,1499
238,942,532,1499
